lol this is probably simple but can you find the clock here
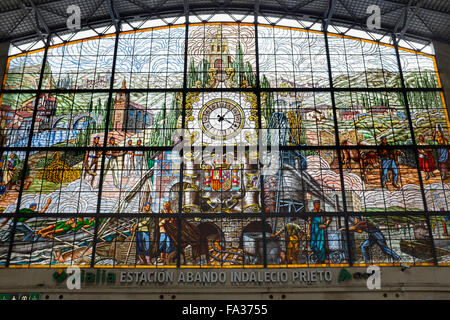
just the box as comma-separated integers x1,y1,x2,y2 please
199,98,245,140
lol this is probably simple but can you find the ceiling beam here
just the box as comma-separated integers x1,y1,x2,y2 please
0,0,447,45
324,0,337,31
18,0,48,41
393,0,413,34
26,0,50,35
106,0,121,31
380,0,449,14
398,0,422,41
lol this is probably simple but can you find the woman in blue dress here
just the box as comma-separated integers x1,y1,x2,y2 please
308,200,332,263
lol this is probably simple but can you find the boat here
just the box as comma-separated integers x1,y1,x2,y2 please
0,232,92,256
400,238,450,260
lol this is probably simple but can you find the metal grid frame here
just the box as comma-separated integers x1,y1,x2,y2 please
0,6,448,268
1,0,450,54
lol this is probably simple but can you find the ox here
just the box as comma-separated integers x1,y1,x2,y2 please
340,139,379,182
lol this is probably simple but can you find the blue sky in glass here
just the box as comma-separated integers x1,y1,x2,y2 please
116,27,185,73
8,52,44,71
258,27,328,74
46,37,115,74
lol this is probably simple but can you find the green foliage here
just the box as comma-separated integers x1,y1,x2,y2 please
244,61,256,87
105,100,114,130
299,126,309,145
199,59,210,87
233,42,244,87
261,75,275,122
188,58,198,88
54,94,75,115
88,100,94,112
187,58,210,87
75,121,97,147
405,71,438,89
148,99,179,146
35,157,53,168
397,73,440,110
304,150,319,157
358,92,388,108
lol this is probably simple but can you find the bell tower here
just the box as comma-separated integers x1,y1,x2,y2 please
113,79,128,132
208,27,232,71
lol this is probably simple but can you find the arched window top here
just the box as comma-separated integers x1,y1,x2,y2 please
0,16,448,270
4,19,438,92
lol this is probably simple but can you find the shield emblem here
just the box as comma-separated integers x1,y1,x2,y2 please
212,169,222,191
221,170,231,191
212,168,232,191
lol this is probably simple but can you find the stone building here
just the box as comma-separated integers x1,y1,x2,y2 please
112,80,153,133
208,28,232,72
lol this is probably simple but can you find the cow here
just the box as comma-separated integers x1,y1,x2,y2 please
340,139,379,182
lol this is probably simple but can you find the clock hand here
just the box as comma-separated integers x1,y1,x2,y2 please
223,118,233,125
222,110,232,118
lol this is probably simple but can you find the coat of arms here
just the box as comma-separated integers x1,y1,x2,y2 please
211,160,232,191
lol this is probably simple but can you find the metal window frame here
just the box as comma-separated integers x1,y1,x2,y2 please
0,14,447,268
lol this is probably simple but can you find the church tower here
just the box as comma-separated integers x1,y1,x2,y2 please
113,79,128,131
208,27,232,71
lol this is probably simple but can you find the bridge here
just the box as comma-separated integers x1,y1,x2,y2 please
50,112,105,129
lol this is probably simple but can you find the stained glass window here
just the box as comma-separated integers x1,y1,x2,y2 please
0,19,448,268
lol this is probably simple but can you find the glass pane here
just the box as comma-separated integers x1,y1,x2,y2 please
329,35,401,88
348,215,430,265
335,91,412,145
44,36,115,90
268,215,348,266
109,91,180,147
259,26,328,88
116,26,185,89
429,215,450,265
409,91,450,144
28,92,110,148
399,49,440,89
262,92,335,146
9,217,95,266
0,93,37,148
100,149,181,214
4,51,44,90
12,150,100,215
180,217,265,267
341,148,423,212
188,24,256,89
94,217,179,267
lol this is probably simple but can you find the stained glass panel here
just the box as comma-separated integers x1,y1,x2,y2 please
3,51,44,90
115,26,185,89
0,21,447,268
349,215,430,265
9,216,95,266
188,24,256,89
328,36,401,88
335,91,412,145
44,36,115,90
399,49,440,89
259,26,329,89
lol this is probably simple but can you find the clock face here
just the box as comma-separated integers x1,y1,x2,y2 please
199,99,245,140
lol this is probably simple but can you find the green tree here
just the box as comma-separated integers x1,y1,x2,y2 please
261,75,274,121
188,58,198,88
244,61,255,87
199,59,210,87
234,42,245,87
